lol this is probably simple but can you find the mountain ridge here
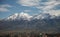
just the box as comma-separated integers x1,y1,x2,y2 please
0,12,60,33
5,12,60,21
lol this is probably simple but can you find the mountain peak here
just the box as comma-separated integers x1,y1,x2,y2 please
19,12,32,19
7,12,32,21
7,13,18,20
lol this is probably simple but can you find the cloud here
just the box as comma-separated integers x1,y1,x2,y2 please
0,7,9,12
36,0,60,16
50,10,60,16
17,0,60,10
0,4,12,8
23,10,31,12
37,0,60,10
44,10,60,16
17,0,60,16
0,4,12,12
17,0,40,6
53,4,60,10
42,0,60,16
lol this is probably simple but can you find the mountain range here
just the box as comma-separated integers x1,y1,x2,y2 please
0,12,60,33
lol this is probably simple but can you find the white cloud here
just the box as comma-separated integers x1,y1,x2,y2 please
44,0,59,10
17,0,60,10
42,0,60,16
17,0,60,16
36,0,60,16
46,10,60,16
0,7,9,12
24,10,31,12
42,9,60,16
0,4,12,8
17,0,40,6
0,4,12,12
37,0,60,10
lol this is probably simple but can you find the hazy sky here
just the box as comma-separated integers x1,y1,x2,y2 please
0,0,60,19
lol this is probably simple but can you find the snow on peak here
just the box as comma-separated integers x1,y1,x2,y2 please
7,12,32,21
19,12,32,19
19,12,32,20
33,13,55,19
6,12,59,21
7,13,18,20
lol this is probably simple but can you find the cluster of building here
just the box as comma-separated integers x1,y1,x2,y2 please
0,32,60,37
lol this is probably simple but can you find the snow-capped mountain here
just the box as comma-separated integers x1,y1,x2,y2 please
7,12,32,21
6,12,57,21
0,12,60,33
33,13,58,20
33,13,51,19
